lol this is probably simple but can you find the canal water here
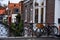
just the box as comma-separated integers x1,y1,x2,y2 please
0,23,9,37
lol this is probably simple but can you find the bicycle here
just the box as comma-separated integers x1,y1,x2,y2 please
34,23,58,37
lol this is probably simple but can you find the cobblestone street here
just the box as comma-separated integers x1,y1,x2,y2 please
0,37,60,40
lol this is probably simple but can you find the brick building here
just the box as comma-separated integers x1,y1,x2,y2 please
46,0,60,29
23,0,56,28
0,6,7,22
46,0,55,24
24,0,60,30
8,1,24,24
0,6,6,15
24,0,46,27
24,0,33,23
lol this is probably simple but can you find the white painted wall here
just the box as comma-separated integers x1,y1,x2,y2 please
12,14,17,23
55,0,60,27
3,15,8,19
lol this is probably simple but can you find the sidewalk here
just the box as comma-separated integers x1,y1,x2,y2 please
0,34,60,38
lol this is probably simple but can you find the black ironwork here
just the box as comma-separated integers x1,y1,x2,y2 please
24,23,58,37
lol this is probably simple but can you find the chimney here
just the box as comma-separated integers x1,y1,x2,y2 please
8,1,10,4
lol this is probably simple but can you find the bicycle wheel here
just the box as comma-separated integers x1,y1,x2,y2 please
53,26,58,35
35,28,43,37
50,26,58,35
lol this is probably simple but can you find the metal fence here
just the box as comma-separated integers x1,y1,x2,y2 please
0,22,59,37
0,23,9,37
24,23,59,37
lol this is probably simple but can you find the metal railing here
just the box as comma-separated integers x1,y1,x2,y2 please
24,23,58,37
0,22,59,37
0,23,9,37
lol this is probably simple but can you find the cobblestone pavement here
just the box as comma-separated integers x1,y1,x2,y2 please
0,37,60,40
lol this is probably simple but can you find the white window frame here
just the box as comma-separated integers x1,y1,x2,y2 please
33,0,46,24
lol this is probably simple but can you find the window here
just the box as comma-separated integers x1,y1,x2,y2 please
41,8,43,23
0,15,3,20
0,17,2,20
40,1,45,23
35,9,38,23
14,4,16,6
14,8,19,14
41,2,44,6
34,0,46,23
35,2,39,6
15,9,19,12
58,18,60,24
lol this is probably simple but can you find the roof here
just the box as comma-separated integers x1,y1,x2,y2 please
0,9,5,15
8,3,20,9
0,6,7,15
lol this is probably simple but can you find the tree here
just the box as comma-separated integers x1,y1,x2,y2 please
11,14,24,36
16,14,21,23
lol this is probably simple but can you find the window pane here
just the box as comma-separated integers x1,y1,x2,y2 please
41,8,44,23
58,18,60,24
35,2,39,6
14,8,19,14
35,9,38,23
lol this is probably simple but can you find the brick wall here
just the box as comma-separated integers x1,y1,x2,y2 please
46,0,55,24
19,1,24,20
